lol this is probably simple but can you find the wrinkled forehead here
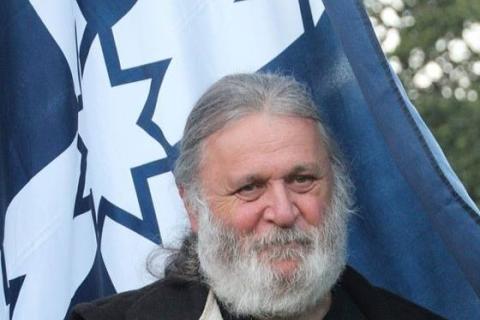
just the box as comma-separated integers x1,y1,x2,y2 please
198,113,331,162
199,113,331,175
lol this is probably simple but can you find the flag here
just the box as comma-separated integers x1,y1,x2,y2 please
1,0,479,319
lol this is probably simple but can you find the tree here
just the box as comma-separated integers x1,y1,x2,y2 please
365,0,480,206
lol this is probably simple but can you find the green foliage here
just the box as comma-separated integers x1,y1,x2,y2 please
396,0,480,207
414,95,480,204
396,0,480,60
366,0,480,207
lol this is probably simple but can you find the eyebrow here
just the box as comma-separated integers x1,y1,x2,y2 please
234,174,267,187
229,163,325,189
288,163,324,176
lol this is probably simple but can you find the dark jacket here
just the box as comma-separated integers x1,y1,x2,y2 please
70,266,444,320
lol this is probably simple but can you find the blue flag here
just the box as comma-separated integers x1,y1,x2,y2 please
1,0,478,319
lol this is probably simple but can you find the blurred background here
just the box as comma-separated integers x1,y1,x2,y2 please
365,0,480,206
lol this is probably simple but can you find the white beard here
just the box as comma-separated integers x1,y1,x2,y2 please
196,194,348,319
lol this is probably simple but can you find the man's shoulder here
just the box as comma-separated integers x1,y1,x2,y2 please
69,267,445,320
69,278,209,320
340,266,445,320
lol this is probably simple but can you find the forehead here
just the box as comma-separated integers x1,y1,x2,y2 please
199,113,330,182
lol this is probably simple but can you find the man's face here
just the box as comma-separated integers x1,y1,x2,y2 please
196,112,333,276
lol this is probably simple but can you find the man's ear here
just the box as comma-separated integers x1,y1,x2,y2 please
178,185,199,233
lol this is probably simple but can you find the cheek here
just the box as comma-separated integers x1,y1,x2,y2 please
299,177,333,227
208,197,264,233
227,202,265,233
296,195,329,227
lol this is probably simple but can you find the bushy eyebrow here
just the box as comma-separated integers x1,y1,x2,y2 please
230,163,325,189
287,163,324,177
235,174,267,187
224,174,266,195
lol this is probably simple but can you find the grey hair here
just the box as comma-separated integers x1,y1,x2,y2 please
174,72,341,205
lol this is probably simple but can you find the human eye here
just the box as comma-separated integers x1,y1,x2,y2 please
235,182,265,201
288,175,316,192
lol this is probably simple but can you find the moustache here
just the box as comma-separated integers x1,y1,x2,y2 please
248,227,316,260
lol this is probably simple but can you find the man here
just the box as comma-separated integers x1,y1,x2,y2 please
71,73,443,319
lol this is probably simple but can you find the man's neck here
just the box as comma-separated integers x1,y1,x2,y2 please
267,292,332,320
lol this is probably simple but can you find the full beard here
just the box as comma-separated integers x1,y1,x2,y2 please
196,198,348,318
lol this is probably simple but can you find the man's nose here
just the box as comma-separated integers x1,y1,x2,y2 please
264,182,298,227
